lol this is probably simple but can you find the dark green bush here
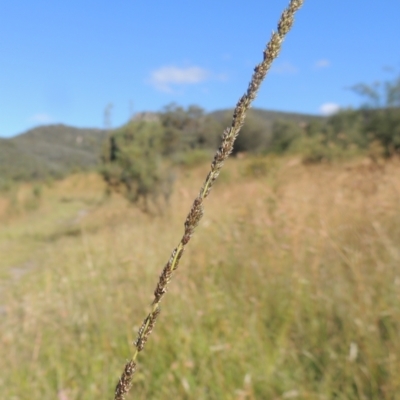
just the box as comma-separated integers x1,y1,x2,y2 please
101,120,176,212
32,184,42,199
159,103,222,152
269,120,303,154
219,111,269,154
175,149,212,168
351,73,400,156
241,158,272,178
363,108,400,156
233,115,269,154
0,178,12,193
294,135,332,164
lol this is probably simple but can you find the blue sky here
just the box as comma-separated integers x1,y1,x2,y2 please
1,0,399,137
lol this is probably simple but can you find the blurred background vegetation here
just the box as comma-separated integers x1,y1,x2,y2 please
0,73,400,399
1,74,399,196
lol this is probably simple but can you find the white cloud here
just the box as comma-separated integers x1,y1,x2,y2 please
314,59,330,69
31,113,53,124
149,66,210,92
271,62,298,75
319,103,340,116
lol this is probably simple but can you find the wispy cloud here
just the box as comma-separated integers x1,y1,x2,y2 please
314,59,330,69
271,62,298,75
149,66,210,93
319,102,340,116
31,113,53,124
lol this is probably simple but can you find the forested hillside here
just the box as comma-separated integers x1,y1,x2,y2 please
0,125,107,181
0,109,321,183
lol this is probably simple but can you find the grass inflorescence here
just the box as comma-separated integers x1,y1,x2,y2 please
114,1,304,398
2,1,400,399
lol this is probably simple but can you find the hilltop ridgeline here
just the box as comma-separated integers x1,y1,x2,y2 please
0,107,322,182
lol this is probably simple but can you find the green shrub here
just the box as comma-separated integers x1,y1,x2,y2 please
32,184,42,199
269,120,303,154
0,178,12,193
175,149,212,168
292,134,331,164
351,73,400,156
101,120,176,212
219,111,270,154
363,108,400,156
241,158,274,178
326,109,366,148
159,103,223,152
233,115,269,154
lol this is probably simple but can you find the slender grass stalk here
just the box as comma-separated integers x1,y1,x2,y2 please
114,1,304,398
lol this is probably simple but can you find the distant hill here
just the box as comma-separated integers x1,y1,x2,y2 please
210,107,324,131
0,109,324,182
0,124,108,181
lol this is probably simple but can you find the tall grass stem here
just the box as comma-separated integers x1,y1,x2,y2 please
114,1,304,398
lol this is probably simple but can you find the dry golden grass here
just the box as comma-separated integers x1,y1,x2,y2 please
1,156,400,399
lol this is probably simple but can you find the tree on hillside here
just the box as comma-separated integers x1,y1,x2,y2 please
101,120,175,213
219,111,269,154
351,73,400,156
325,109,367,149
269,119,303,153
159,103,222,152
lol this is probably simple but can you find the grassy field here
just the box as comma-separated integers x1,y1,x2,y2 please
1,156,400,399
